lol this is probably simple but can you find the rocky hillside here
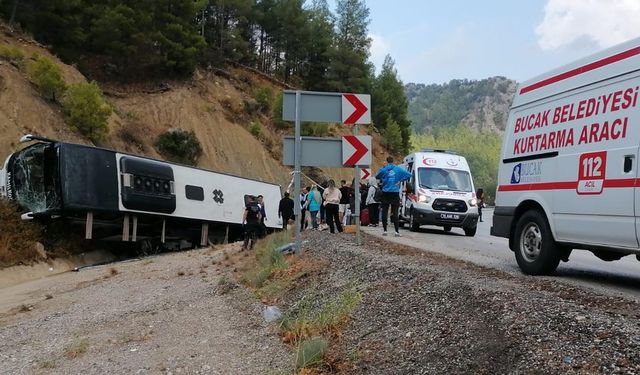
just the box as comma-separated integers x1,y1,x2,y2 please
0,24,385,189
406,77,517,134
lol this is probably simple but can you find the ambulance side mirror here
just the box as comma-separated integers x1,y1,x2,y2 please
405,182,414,193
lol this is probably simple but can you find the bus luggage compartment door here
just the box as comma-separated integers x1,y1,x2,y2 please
120,157,176,214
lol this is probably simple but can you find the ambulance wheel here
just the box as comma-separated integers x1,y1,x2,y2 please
409,210,420,232
443,225,452,232
463,226,477,236
514,210,560,275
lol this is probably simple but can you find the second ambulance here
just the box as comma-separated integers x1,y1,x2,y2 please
492,37,640,275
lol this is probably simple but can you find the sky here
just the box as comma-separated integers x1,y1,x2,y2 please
339,0,640,84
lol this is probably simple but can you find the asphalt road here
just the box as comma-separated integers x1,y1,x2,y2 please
361,208,640,300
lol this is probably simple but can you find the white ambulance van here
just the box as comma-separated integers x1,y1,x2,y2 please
400,150,479,236
491,37,640,275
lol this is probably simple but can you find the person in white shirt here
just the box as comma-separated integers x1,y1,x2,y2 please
365,177,381,227
322,180,343,233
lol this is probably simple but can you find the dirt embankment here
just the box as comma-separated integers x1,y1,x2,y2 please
0,24,389,190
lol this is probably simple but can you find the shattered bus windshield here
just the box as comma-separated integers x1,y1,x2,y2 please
11,143,61,213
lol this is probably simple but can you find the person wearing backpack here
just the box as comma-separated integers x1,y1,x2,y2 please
242,195,262,250
306,185,322,230
365,176,381,227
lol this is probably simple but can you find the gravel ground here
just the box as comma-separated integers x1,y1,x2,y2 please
297,231,640,374
0,243,292,375
2,231,639,375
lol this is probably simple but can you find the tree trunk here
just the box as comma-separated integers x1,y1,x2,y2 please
9,0,19,25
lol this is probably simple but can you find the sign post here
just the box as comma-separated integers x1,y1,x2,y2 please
294,91,302,253
353,125,361,245
282,90,371,252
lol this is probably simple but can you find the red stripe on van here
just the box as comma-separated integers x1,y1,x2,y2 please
519,46,640,94
497,178,638,192
603,178,637,188
498,181,577,192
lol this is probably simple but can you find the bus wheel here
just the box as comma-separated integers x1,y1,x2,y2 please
514,210,560,275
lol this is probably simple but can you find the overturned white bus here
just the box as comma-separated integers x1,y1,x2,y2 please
0,135,282,252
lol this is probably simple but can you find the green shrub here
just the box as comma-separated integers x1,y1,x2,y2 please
62,82,112,143
156,129,203,166
272,93,289,130
26,54,66,101
249,121,262,138
301,123,330,137
0,45,25,66
255,86,274,113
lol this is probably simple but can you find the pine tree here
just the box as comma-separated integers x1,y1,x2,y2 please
372,55,412,152
303,0,335,90
382,119,403,154
326,0,372,93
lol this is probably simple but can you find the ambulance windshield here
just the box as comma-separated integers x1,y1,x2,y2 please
418,167,472,192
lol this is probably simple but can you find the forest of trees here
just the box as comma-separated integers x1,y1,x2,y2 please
1,0,412,151
405,77,516,133
412,126,502,204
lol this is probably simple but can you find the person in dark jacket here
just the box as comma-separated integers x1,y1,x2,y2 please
476,188,485,222
242,195,262,250
278,192,294,230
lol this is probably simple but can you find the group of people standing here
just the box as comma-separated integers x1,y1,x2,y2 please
276,156,416,237
263,155,490,248
277,180,344,234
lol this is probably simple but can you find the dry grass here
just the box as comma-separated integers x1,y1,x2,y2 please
0,199,43,268
37,359,56,369
64,338,89,359
19,304,34,312
278,287,362,344
119,330,153,344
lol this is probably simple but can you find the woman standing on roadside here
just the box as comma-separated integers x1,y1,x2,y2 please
365,177,380,227
307,185,322,230
322,179,343,233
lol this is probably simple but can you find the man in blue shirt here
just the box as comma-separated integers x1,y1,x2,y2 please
376,156,412,236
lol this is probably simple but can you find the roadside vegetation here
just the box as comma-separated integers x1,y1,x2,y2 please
0,199,43,267
0,199,89,268
240,231,361,373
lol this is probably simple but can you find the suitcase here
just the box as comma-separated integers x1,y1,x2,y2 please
360,208,370,226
